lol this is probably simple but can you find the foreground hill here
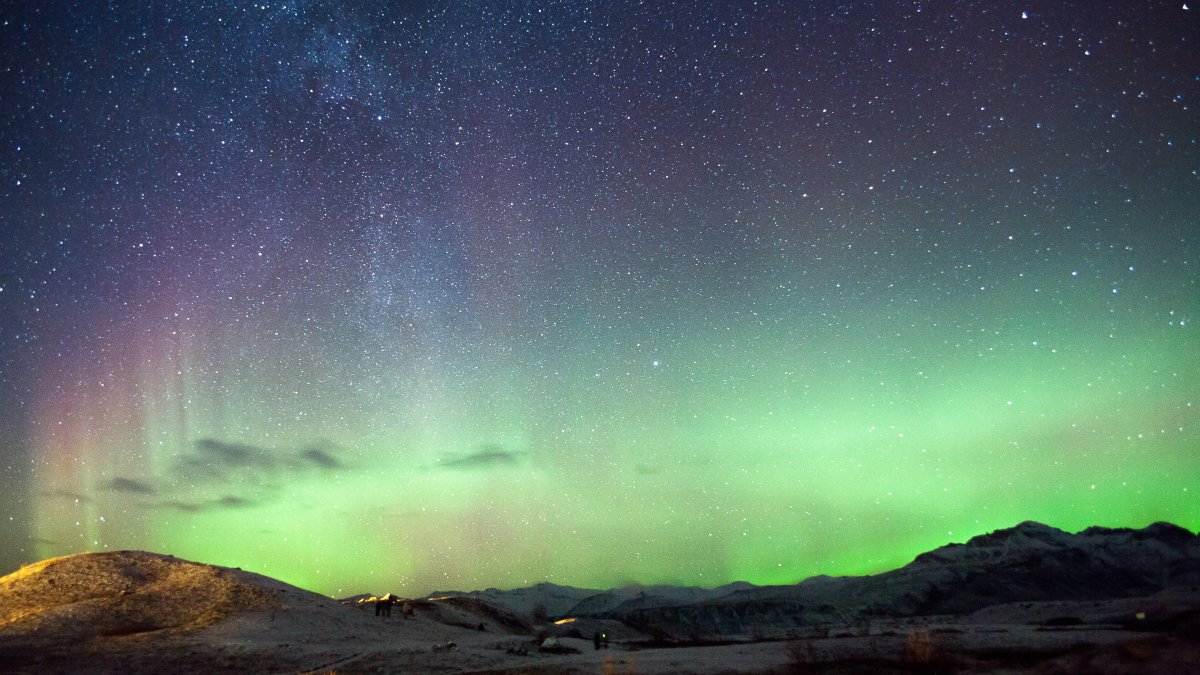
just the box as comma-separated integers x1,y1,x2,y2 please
0,550,513,673
1,550,292,642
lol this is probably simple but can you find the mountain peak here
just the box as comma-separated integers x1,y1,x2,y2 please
1010,520,1066,534
957,521,1067,549
1077,522,1196,542
1140,521,1196,539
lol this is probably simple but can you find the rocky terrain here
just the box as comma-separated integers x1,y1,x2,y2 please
1,521,1197,673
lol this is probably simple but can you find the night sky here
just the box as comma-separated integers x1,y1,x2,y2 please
1,1,1197,598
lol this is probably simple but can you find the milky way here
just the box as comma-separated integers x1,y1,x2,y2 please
1,2,1197,597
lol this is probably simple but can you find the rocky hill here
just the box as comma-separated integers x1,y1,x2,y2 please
0,550,524,673
0,550,285,644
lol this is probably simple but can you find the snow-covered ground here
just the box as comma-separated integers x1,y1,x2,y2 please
2,549,1197,673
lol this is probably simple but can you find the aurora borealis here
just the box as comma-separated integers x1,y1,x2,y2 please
1,1,1197,598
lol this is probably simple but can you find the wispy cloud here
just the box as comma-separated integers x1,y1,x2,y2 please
174,437,347,484
216,495,255,509
107,437,351,512
162,500,202,513
161,495,258,513
195,438,275,468
107,477,158,495
300,444,343,469
435,444,522,470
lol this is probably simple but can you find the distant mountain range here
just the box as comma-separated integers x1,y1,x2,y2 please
4,520,1197,672
427,580,758,618
431,521,1200,640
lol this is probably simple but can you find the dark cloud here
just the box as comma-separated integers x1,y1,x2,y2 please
107,477,157,495
300,444,343,469
436,444,522,470
160,495,257,513
165,438,346,509
172,438,281,487
183,438,343,477
216,495,255,509
195,438,275,467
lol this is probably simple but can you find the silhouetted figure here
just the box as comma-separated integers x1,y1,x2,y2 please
593,631,601,651
374,597,383,616
402,601,414,619
602,632,609,649
381,593,394,617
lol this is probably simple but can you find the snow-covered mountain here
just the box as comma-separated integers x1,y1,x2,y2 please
429,521,1198,641
565,581,756,616
591,521,1200,639
425,581,601,617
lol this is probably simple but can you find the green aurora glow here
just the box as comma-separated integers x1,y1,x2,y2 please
2,2,1197,597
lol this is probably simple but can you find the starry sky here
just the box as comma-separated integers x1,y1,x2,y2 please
1,1,1197,598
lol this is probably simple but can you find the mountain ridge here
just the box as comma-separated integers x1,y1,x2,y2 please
427,521,1199,640
3,520,1198,670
